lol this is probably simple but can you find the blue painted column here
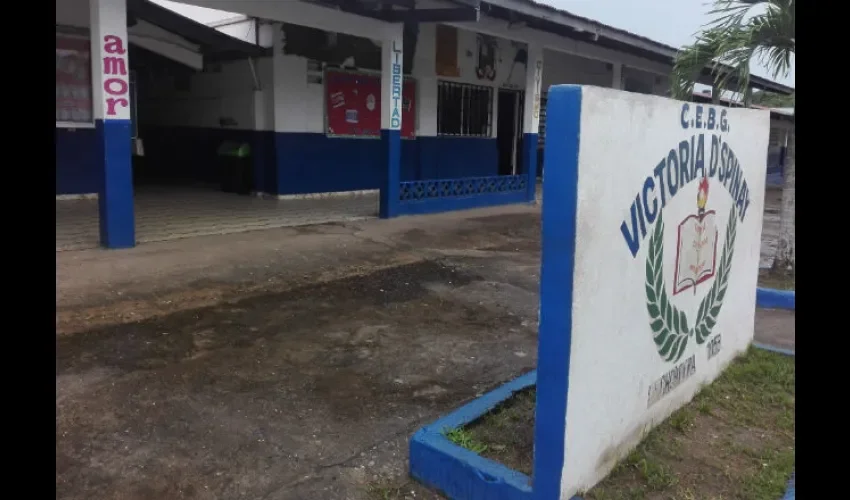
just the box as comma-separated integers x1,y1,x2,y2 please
379,24,404,218
522,44,544,202
91,0,135,248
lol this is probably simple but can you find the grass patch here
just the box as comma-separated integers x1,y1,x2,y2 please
444,347,794,500
446,388,536,476
758,269,795,290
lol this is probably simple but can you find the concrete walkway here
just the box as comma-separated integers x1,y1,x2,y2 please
57,204,543,500
56,195,788,500
56,186,378,251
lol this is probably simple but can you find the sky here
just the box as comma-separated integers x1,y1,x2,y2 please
153,0,794,88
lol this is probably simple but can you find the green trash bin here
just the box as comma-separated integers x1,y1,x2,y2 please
217,141,252,194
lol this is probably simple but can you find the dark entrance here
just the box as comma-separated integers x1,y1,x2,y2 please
496,89,524,176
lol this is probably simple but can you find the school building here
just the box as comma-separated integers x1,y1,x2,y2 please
56,0,794,250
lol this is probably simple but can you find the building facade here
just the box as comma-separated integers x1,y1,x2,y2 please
56,0,793,249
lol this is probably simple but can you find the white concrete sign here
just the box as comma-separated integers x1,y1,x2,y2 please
535,85,769,500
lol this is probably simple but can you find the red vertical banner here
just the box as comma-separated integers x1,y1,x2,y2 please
325,71,381,137
402,80,416,139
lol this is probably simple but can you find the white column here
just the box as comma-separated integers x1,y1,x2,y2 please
522,44,543,200
379,23,403,218
381,24,404,133
90,0,135,248
523,44,544,137
612,62,623,90
90,0,131,121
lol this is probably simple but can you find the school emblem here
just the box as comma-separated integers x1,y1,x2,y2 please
644,176,737,363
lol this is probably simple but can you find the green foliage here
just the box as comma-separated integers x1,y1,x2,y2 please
671,0,795,101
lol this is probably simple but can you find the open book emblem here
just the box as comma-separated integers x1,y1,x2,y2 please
644,175,738,364
672,176,718,296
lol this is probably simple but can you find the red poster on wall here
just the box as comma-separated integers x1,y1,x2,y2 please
325,71,417,139
326,71,381,138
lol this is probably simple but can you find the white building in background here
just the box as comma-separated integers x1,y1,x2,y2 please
56,0,793,249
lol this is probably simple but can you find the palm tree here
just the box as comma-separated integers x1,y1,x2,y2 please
671,0,795,274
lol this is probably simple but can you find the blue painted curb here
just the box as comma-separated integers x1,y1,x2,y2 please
782,472,795,500
408,319,794,500
752,342,795,357
409,371,537,500
756,287,795,310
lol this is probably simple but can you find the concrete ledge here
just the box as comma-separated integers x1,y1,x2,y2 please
756,287,795,310
56,193,98,201
252,190,379,201
409,371,536,500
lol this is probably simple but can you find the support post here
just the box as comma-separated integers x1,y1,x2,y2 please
711,85,721,104
611,62,623,90
522,44,543,202
379,24,404,218
91,0,135,248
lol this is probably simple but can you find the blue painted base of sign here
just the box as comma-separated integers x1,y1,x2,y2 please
781,472,795,500
409,340,793,500
409,372,537,500
756,287,795,310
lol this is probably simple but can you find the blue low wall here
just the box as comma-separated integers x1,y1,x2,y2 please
56,127,100,195
398,175,530,216
56,126,502,196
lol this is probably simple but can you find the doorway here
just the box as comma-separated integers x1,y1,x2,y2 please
497,89,524,176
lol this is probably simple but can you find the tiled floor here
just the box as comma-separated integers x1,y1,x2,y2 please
56,186,379,251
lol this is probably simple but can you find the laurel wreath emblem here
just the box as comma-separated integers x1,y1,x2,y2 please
645,207,738,363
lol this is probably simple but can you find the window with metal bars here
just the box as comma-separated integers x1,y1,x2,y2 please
437,81,493,137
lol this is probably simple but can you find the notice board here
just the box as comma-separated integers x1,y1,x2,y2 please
325,70,416,139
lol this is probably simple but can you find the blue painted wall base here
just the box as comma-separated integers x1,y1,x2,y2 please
380,129,401,218
96,119,135,249
522,133,538,202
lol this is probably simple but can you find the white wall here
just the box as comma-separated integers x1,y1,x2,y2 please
266,22,529,137
547,87,769,498
542,50,612,91
141,58,258,129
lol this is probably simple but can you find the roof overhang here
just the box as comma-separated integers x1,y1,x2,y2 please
129,0,266,63
479,0,793,95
